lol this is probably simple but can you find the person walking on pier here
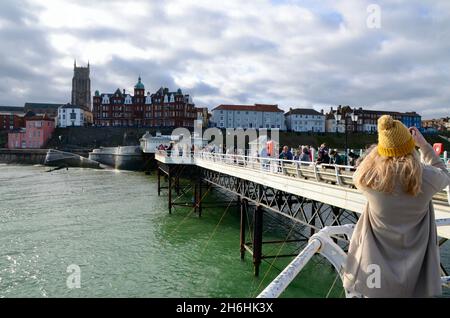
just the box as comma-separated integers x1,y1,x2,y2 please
343,115,450,297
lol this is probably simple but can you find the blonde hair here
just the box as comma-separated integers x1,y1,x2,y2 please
354,145,422,196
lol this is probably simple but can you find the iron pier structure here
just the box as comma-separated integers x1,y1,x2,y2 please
156,151,450,278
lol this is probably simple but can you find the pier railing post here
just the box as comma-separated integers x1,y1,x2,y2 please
253,205,263,276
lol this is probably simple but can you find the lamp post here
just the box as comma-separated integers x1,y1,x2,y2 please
334,109,359,165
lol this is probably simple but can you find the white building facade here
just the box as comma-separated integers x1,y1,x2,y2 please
285,108,325,132
57,104,87,127
211,104,286,130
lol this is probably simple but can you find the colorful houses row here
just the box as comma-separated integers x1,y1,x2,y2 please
7,113,55,149
210,104,422,133
1,103,91,149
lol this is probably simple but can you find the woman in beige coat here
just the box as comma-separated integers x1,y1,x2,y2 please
343,115,450,297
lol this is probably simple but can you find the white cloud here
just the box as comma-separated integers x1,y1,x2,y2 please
0,0,448,119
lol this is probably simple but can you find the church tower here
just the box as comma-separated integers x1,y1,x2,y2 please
71,60,91,110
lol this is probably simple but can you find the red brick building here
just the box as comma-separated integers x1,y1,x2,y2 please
93,77,197,128
0,106,25,131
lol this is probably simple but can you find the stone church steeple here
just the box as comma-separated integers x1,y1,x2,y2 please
72,60,91,110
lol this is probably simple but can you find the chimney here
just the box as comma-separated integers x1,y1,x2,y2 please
320,109,324,114
123,89,126,94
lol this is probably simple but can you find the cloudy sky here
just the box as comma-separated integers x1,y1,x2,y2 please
0,0,449,119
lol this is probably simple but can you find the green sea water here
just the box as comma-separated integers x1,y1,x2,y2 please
0,164,448,298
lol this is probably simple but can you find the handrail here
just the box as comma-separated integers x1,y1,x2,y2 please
193,151,449,204
257,224,450,298
257,224,354,298
156,150,450,205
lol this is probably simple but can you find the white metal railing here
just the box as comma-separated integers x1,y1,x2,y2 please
194,151,450,204
155,150,450,204
257,224,450,298
194,151,357,187
257,225,354,298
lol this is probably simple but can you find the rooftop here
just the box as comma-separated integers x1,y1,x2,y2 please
285,108,323,116
59,103,89,111
212,104,284,113
24,102,64,109
0,106,24,114
134,76,145,90
25,114,54,122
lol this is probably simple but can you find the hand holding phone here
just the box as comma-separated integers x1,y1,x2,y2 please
409,127,428,148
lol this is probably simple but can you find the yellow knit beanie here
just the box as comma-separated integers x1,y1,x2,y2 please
377,115,416,157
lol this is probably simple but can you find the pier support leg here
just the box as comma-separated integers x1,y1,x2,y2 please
310,201,316,237
168,166,172,214
331,206,341,226
157,168,161,196
193,182,198,214
240,197,246,260
198,173,202,217
175,174,180,196
253,205,263,276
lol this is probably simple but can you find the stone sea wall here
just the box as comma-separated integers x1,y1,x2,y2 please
0,149,48,165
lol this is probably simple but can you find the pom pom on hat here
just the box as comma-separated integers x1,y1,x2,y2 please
378,115,394,131
377,115,416,157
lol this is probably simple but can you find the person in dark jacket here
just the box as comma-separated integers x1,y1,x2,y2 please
330,150,345,165
279,146,293,160
316,143,330,164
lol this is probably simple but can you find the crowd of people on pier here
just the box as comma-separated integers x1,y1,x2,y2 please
161,138,363,167
277,143,360,166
